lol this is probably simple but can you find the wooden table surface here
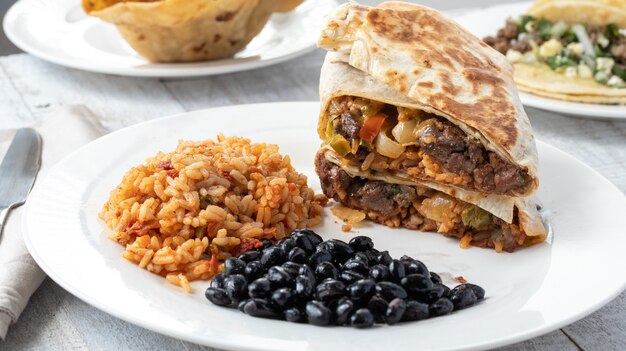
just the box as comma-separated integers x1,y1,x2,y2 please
1,0,625,350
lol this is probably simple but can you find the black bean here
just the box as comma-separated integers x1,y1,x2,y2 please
352,252,370,264
343,259,369,275
290,229,323,253
248,277,272,298
349,236,374,251
238,299,248,312
422,285,445,303
368,264,390,282
339,270,366,285
309,250,333,267
335,297,354,325
224,274,248,302
315,261,339,281
430,297,454,317
401,274,433,297
298,265,316,283
244,261,263,281
440,283,452,298
295,275,315,298
405,260,429,276
402,300,430,321
284,308,306,323
315,279,346,303
281,262,302,278
350,308,374,328
376,251,393,266
346,279,376,301
238,250,262,263
389,259,406,283
385,298,407,325
430,272,442,284
278,238,297,253
205,287,231,306
367,295,388,322
209,273,226,289
463,283,486,300
450,285,478,310
242,298,281,319
287,247,308,264
317,239,355,264
267,266,292,288
260,246,286,269
375,282,408,301
271,288,297,310
306,300,332,326
361,249,379,265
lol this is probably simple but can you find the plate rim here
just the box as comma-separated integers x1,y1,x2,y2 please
2,0,331,78
451,1,626,120
22,101,626,350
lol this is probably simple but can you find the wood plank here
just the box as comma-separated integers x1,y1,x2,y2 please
0,55,186,131
3,279,220,351
497,330,580,351
562,290,626,350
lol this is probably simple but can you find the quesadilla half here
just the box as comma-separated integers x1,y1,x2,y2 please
483,0,626,104
314,2,547,252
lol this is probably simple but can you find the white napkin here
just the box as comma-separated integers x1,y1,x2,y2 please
0,106,107,340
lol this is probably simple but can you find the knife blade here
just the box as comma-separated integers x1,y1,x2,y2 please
0,128,42,236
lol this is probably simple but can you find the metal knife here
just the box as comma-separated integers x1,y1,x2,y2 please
0,128,42,239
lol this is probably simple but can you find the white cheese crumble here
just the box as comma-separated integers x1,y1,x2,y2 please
564,66,578,78
539,39,563,58
578,64,593,79
607,75,626,88
506,50,523,63
566,42,584,57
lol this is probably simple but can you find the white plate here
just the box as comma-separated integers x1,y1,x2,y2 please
3,0,337,78
453,2,626,120
23,102,626,350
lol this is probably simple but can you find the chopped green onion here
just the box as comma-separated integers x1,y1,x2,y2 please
550,21,569,38
613,65,626,81
605,23,620,39
537,19,552,40
517,15,534,33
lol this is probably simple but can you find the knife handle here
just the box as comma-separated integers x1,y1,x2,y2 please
0,207,9,238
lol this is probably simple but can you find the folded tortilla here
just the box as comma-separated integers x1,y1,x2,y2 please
508,0,626,104
314,2,547,252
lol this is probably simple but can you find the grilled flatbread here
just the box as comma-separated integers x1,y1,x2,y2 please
314,2,547,252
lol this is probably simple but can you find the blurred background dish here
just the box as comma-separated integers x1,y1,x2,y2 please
2,0,338,77
454,1,626,119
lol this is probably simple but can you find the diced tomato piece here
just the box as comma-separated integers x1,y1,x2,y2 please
359,113,387,143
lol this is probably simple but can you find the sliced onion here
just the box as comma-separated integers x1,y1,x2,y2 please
375,131,405,158
572,24,596,69
391,120,418,144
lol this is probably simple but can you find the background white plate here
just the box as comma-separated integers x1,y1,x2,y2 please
23,102,626,350
3,0,337,78
453,2,626,120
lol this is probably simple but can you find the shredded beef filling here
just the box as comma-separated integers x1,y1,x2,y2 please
328,96,530,195
315,152,528,252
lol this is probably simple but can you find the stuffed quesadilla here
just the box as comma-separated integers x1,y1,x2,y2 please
314,2,547,252
483,0,626,104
